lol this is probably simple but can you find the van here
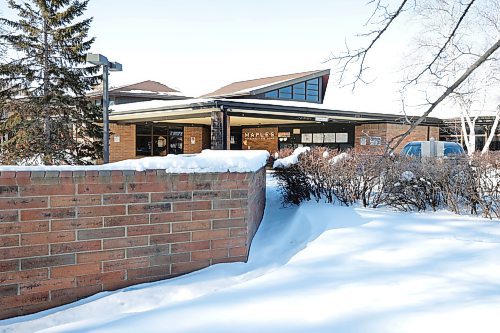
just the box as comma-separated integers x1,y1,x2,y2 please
400,141,465,158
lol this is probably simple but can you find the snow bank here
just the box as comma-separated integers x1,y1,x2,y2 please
0,150,270,173
273,147,310,169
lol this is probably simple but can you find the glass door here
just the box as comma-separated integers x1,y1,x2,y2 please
168,129,183,154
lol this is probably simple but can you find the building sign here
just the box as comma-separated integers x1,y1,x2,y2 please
293,128,301,135
278,132,291,138
360,137,367,146
244,131,276,140
370,137,382,146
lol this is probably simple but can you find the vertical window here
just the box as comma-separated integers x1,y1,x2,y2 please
263,77,321,102
136,125,183,156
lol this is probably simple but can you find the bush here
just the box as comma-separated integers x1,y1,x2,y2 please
273,147,500,219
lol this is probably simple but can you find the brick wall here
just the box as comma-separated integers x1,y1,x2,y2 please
355,123,440,154
109,124,136,162
0,167,266,319
183,127,210,154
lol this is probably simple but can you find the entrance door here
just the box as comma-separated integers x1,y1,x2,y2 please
230,127,242,150
168,128,183,154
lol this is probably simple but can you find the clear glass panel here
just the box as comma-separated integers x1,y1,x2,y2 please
136,136,152,156
265,90,278,98
307,78,319,87
279,86,292,94
306,94,319,102
293,82,306,93
169,129,184,154
136,125,152,135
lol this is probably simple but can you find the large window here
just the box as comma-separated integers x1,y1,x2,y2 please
264,78,320,102
136,124,183,156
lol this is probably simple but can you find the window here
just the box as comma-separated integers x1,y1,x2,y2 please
263,77,321,102
264,90,278,98
136,125,183,156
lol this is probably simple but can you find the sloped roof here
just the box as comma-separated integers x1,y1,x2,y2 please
200,69,329,98
88,80,185,97
112,80,179,93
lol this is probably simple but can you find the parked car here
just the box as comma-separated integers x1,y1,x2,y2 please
400,141,465,158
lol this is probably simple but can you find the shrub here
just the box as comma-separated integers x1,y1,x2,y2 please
273,147,500,219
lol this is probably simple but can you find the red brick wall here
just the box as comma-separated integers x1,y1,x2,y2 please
0,167,266,319
355,123,441,154
183,127,210,154
109,124,136,162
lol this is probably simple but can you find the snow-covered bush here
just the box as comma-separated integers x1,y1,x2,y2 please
273,147,500,219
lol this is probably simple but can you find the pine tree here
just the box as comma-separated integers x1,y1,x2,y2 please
0,0,102,165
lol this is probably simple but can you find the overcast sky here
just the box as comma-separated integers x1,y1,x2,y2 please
3,0,495,117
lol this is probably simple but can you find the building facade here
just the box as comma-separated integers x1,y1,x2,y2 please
103,70,443,162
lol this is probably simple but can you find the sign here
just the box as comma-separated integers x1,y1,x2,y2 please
278,132,291,138
113,135,120,143
243,131,276,140
324,133,336,143
315,117,329,123
191,136,196,145
360,137,367,146
336,133,348,143
370,137,382,146
313,133,324,143
293,128,301,134
301,133,313,143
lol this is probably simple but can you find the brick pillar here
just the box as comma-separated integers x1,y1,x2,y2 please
211,111,229,150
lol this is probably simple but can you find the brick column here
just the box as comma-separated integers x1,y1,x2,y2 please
211,111,230,150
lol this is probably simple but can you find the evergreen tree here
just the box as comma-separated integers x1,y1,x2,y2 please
0,0,102,165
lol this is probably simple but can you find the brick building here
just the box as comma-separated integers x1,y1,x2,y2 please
103,70,443,162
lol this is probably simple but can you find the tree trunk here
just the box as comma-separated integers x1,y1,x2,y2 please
481,108,500,154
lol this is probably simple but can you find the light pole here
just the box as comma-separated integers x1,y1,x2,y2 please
86,53,123,164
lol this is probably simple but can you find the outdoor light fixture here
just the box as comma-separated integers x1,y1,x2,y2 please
86,53,123,164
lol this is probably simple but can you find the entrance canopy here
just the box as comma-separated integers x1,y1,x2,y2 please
110,98,441,126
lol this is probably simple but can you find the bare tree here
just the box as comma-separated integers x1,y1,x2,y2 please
327,0,500,153
482,105,500,153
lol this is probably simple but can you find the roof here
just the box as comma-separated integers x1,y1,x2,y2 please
200,69,330,98
110,98,442,126
88,80,189,98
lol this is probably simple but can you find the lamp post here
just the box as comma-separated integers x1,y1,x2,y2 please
86,53,123,164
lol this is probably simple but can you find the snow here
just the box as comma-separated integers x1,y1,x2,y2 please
0,150,269,173
2,174,500,333
123,90,186,97
111,98,213,114
273,147,310,169
401,171,416,181
330,152,348,165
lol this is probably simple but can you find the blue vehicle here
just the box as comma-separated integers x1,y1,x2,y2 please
401,141,465,157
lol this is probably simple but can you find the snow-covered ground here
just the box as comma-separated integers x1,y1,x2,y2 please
2,174,500,333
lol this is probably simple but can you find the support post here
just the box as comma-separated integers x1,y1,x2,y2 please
102,65,110,164
211,110,229,150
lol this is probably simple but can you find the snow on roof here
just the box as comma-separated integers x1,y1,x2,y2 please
110,98,213,114
0,150,270,173
88,80,188,97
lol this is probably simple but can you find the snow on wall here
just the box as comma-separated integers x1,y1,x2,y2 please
0,150,270,173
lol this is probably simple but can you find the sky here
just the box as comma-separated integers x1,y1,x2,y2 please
1,0,497,117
